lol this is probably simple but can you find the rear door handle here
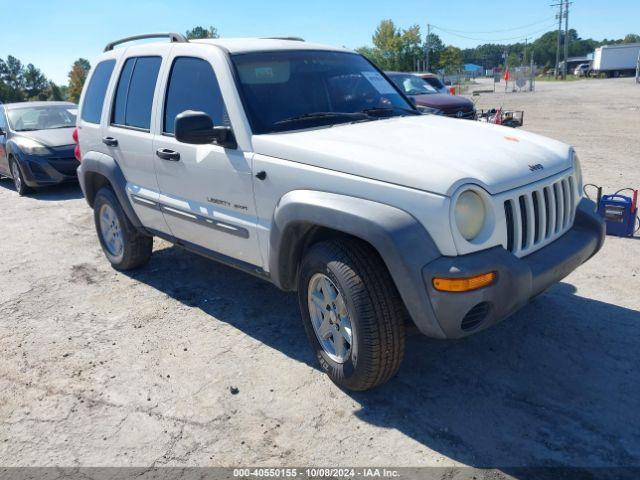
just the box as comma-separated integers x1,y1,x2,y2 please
102,136,118,147
156,148,180,161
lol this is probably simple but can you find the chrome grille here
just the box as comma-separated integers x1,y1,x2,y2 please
503,173,577,257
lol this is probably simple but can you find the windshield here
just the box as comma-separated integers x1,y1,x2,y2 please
7,105,77,132
389,74,438,96
231,50,416,134
422,76,446,90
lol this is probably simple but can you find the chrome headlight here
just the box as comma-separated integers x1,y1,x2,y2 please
14,137,49,155
454,190,486,241
418,106,444,115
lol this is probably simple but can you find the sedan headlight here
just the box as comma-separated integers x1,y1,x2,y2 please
454,190,486,241
14,137,49,155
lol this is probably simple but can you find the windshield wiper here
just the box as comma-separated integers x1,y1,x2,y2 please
362,106,420,117
274,111,371,126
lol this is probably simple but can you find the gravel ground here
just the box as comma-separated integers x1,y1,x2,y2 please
1,78,639,470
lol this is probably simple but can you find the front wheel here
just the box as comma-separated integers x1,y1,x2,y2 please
10,158,31,196
93,187,152,270
298,239,406,391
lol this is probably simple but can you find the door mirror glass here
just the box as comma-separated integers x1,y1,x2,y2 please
174,110,236,148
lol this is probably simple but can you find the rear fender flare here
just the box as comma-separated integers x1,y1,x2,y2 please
77,151,143,228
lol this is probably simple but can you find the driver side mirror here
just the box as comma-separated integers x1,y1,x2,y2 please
174,110,237,149
0,127,5,136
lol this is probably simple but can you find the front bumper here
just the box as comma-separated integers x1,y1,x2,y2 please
17,151,79,187
420,198,605,339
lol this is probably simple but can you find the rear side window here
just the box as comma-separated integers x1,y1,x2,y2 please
112,56,162,130
163,57,229,134
81,60,116,124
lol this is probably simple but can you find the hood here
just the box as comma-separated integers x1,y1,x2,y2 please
252,115,572,196
411,93,473,110
15,128,75,148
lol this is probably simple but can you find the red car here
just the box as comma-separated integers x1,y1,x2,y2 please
386,72,476,119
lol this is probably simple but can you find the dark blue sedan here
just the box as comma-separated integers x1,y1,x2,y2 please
0,101,78,195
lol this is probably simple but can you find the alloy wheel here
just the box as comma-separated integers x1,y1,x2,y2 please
99,204,124,260
307,273,356,363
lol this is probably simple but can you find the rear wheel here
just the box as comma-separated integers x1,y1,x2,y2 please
93,187,152,270
10,158,31,196
298,239,406,391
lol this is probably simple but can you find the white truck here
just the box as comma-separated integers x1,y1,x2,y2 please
75,33,605,391
591,43,640,77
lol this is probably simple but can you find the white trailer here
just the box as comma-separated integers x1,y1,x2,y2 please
592,43,640,77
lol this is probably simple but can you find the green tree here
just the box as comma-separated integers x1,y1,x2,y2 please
425,33,445,69
0,56,26,102
371,19,402,69
439,46,463,74
24,64,48,100
622,33,640,44
398,25,423,71
185,26,219,40
46,81,64,101
67,58,91,104
360,20,431,71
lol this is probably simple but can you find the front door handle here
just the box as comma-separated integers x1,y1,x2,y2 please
156,148,180,161
102,136,118,147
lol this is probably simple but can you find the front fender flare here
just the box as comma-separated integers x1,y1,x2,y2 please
269,190,446,338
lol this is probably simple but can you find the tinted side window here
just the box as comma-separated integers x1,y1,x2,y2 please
81,60,116,124
111,58,135,126
163,57,229,134
0,109,6,130
111,56,161,130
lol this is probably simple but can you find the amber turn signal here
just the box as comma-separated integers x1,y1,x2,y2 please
432,272,496,292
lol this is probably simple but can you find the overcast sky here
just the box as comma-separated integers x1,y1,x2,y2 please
1,0,638,84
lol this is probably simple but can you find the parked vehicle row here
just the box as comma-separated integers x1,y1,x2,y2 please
2,34,605,392
386,71,476,119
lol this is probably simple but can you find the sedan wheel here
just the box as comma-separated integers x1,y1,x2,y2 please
10,159,30,196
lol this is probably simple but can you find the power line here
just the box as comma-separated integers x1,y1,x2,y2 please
429,16,556,35
431,23,559,43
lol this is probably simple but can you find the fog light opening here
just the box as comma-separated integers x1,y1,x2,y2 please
461,302,492,331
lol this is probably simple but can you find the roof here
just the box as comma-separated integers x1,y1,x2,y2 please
191,37,351,54
598,43,640,50
464,63,483,71
3,101,76,109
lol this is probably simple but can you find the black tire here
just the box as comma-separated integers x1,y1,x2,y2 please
298,239,406,391
93,186,152,270
9,157,32,196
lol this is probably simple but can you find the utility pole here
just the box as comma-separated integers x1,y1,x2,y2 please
552,1,564,78
523,37,528,66
563,0,571,79
425,23,431,72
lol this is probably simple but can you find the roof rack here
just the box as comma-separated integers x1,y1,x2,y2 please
104,32,188,52
263,36,305,42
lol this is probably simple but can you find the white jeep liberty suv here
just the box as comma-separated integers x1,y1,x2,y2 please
76,33,605,391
